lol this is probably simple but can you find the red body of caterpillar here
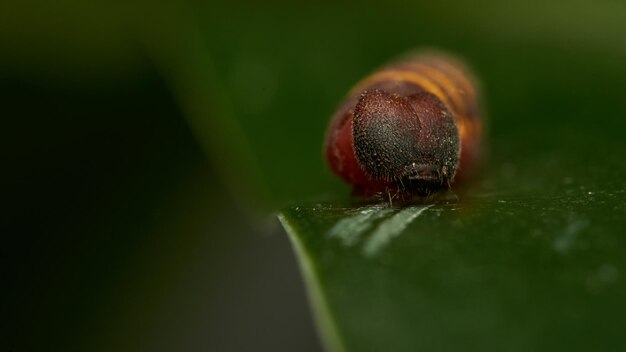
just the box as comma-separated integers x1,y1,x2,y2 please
324,50,483,197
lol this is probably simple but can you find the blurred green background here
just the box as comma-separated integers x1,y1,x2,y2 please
3,0,626,351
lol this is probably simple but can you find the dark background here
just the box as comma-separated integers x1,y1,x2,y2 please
3,0,626,351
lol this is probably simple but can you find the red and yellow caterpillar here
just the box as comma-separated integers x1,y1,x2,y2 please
324,50,483,198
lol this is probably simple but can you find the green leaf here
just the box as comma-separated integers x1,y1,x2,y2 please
279,125,626,352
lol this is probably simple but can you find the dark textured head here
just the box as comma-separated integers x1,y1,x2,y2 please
352,89,460,194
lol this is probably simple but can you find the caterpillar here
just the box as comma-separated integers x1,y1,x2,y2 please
324,50,483,199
